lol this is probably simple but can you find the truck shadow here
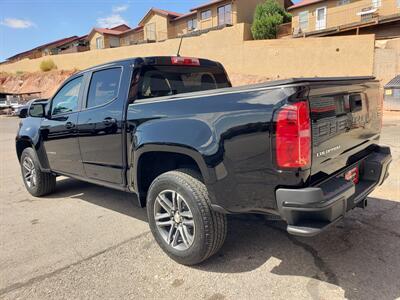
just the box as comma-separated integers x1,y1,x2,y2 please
46,179,399,300
46,177,148,222
198,197,400,300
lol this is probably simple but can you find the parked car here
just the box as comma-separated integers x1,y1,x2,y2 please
0,98,9,109
16,56,392,265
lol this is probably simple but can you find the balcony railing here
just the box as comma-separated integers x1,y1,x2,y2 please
292,0,399,36
277,22,292,38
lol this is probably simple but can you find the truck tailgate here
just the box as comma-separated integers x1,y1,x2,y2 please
308,78,382,180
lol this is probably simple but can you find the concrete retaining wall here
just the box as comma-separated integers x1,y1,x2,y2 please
0,24,376,80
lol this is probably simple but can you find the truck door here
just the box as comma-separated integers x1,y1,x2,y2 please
76,66,128,185
40,76,85,176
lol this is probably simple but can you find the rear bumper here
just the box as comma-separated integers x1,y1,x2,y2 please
276,146,392,237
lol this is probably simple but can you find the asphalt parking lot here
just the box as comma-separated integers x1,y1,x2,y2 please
0,113,399,300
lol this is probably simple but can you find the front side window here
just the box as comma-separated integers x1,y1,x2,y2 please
87,68,122,108
201,10,212,20
218,4,232,25
187,18,197,31
299,11,309,30
51,77,83,115
96,37,104,49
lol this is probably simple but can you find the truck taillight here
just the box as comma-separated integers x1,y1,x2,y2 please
171,56,200,66
276,101,311,169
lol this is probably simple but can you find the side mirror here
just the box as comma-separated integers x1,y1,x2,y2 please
19,108,28,118
29,103,46,118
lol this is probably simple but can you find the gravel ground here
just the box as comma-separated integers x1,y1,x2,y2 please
0,112,399,300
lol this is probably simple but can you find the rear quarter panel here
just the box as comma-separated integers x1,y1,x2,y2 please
127,87,297,212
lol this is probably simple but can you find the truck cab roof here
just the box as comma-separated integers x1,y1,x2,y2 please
75,56,224,77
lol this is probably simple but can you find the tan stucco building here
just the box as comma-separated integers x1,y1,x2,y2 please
138,0,293,40
87,24,131,50
138,8,183,42
7,36,88,62
119,27,145,46
288,0,400,38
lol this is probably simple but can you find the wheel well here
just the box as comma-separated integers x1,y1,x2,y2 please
137,152,202,206
16,140,32,162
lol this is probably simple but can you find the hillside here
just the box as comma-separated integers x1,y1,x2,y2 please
0,70,270,100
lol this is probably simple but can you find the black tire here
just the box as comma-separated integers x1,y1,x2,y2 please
20,148,56,197
147,169,227,265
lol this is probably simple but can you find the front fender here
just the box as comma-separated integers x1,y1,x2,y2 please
16,118,50,171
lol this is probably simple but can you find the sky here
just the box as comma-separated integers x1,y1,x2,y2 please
0,0,210,61
0,0,300,62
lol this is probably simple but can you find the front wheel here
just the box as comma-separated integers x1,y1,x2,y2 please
20,148,56,197
147,169,227,265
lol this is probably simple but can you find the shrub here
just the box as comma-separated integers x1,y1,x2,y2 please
251,0,292,40
40,59,57,72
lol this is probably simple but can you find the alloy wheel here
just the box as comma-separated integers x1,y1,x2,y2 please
154,190,195,251
22,157,37,188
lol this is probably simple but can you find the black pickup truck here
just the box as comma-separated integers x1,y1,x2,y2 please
16,56,391,265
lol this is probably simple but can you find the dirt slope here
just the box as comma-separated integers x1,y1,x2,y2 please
0,70,269,100
0,70,76,99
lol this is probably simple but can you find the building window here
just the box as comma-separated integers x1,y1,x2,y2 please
145,23,156,41
96,37,104,49
372,0,381,7
337,0,350,5
187,18,197,31
201,10,212,20
218,4,232,25
298,11,309,30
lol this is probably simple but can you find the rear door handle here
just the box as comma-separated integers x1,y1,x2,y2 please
65,122,75,129
103,117,117,126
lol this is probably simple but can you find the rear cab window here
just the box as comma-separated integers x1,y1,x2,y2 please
137,65,231,100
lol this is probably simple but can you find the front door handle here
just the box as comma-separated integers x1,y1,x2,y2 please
103,117,117,126
65,122,75,129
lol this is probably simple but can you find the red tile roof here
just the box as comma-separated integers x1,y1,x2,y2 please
110,24,131,32
92,28,125,35
89,24,134,37
119,26,144,35
171,11,197,22
287,0,325,10
138,7,183,25
152,8,183,18
190,0,227,12
7,35,84,60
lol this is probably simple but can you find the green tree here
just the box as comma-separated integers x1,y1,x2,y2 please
251,0,292,40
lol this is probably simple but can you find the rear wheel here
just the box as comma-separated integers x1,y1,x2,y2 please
147,169,227,265
20,148,56,197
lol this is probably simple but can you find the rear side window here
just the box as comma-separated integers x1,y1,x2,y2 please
138,66,230,99
87,68,121,108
